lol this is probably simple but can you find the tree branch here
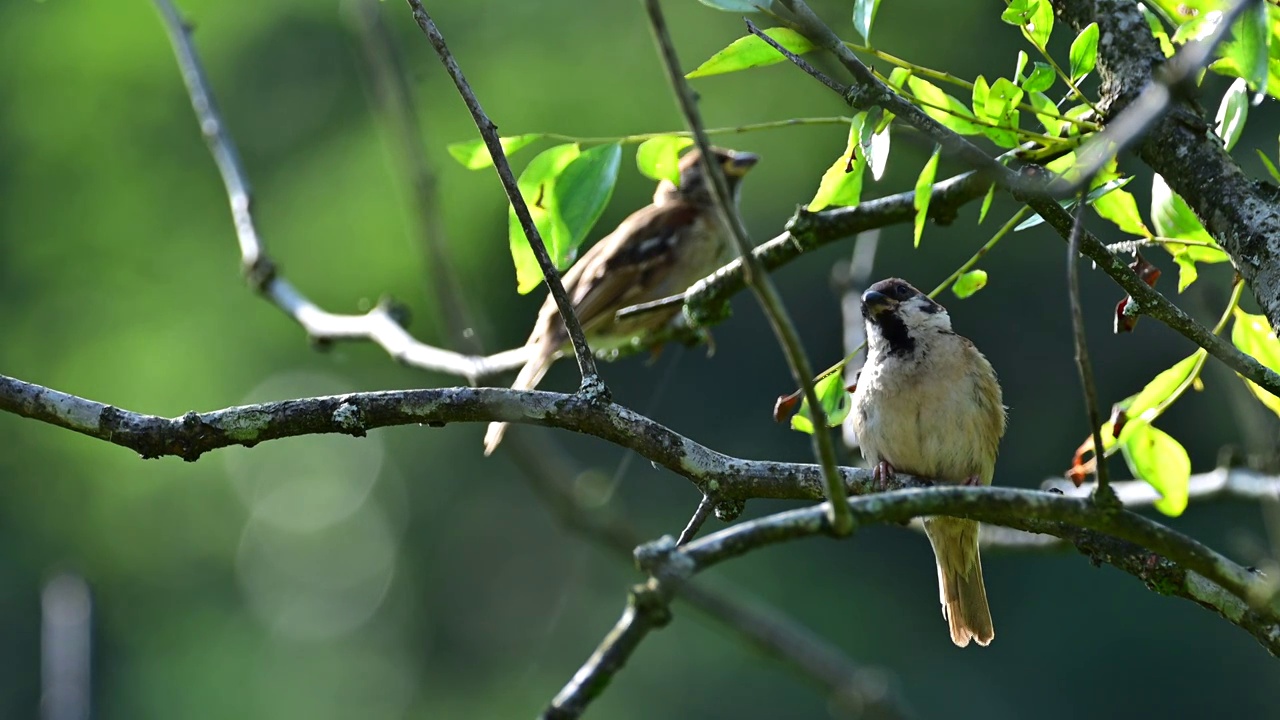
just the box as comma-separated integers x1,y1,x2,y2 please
644,0,851,534
403,1,605,396
152,0,528,383
1066,201,1115,503
640,488,1280,655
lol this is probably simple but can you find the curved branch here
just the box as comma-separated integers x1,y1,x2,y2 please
641,489,1280,655
153,0,527,383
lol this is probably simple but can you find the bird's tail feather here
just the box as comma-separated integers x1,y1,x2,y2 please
925,516,994,648
482,348,553,456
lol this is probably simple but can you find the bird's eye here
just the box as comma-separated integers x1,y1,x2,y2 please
894,284,913,299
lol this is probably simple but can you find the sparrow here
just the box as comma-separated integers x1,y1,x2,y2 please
848,278,1006,647
483,147,760,455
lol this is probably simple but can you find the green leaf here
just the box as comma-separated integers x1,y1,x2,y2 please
1215,78,1249,151
1150,173,1215,244
887,67,913,90
791,370,851,433
985,77,1025,119
1022,62,1056,93
860,109,891,181
808,115,868,211
952,269,988,299
913,145,942,246
1016,176,1133,231
508,143,580,294
1001,0,1035,26
1124,353,1202,430
1258,148,1280,183
686,28,813,78
1013,50,1030,83
1069,22,1099,81
978,183,997,224
1028,91,1062,135
698,0,773,11
447,134,542,170
853,0,883,45
1121,424,1190,516
1232,309,1280,419
971,75,991,122
1143,6,1175,58
1221,0,1271,98
1092,185,1150,236
635,136,693,184
906,76,985,135
552,143,623,265
1023,0,1054,50
1173,250,1199,292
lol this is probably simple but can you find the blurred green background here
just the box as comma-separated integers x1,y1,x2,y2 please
2,0,1279,718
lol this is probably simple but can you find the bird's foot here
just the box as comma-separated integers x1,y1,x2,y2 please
961,475,982,487
873,461,897,492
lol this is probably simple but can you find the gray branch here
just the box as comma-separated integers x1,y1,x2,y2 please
1052,0,1280,332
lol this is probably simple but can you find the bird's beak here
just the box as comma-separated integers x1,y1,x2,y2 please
724,152,760,176
861,289,895,317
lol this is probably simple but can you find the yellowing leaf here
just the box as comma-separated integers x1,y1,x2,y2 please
952,270,988,299
1121,424,1190,516
913,145,941,246
808,115,867,211
1231,309,1280,419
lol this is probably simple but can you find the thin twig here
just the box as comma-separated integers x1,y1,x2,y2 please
744,19,845,93
643,0,852,535
677,495,716,546
1066,200,1115,505
404,1,605,397
543,580,670,719
152,0,527,382
347,0,482,353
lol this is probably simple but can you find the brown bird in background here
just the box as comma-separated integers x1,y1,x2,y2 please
483,147,759,455
849,278,1007,647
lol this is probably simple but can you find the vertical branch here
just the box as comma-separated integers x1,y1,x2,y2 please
676,494,716,545
403,1,605,396
1067,200,1115,505
641,0,853,535
348,0,483,353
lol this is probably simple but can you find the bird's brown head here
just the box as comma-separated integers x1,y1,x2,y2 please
655,147,759,206
861,278,951,356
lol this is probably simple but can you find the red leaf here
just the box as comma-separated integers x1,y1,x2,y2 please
772,389,803,424
1113,252,1160,334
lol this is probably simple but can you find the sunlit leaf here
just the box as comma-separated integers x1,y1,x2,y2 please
1143,6,1175,58
952,269,988,299
1215,78,1249,151
808,115,868,211
1259,149,1280,183
1092,185,1150,236
853,0,883,45
971,76,992,121
907,76,985,135
447,134,542,169
553,143,622,266
978,183,997,224
687,28,813,78
1121,424,1190,516
1028,91,1062,135
1150,173,1215,244
1123,353,1202,430
887,66,913,90
635,136,693,184
1016,176,1132,231
791,370,851,433
1069,23,1100,80
914,145,942,246
1001,0,1035,27
1231,309,1280,419
1173,250,1199,292
508,143,580,294
1023,0,1054,50
1219,0,1271,98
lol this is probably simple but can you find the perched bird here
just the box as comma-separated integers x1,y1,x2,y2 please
848,278,1006,647
483,147,759,455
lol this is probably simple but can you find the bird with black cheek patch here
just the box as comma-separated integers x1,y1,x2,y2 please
849,278,1006,647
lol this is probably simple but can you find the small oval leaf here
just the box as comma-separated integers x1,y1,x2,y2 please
808,115,868,211
552,143,623,266
913,145,942,246
636,136,693,185
508,143,581,294
952,269,988,299
1069,22,1099,81
448,134,543,170
1121,424,1190,517
1214,78,1249,151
